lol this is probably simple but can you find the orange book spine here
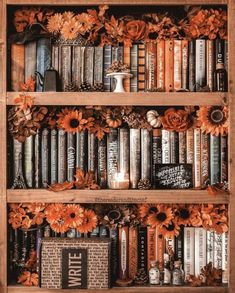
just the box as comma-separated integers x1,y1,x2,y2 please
123,45,130,92
145,42,157,90
182,39,189,90
157,40,165,90
138,43,145,92
165,40,174,92
173,40,182,91
155,228,165,269
147,226,156,270
11,44,25,91
129,226,138,279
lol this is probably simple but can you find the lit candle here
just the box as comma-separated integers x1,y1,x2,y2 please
110,172,129,189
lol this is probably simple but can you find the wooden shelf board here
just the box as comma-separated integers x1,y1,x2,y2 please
7,285,228,293
7,189,229,204
6,92,227,106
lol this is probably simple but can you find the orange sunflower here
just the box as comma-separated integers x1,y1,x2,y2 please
60,110,88,133
77,209,97,234
47,13,64,33
45,203,66,224
174,204,193,226
197,106,228,136
159,219,181,238
64,204,84,228
147,204,173,229
138,204,159,219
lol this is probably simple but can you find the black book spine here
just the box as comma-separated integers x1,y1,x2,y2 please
170,131,179,164
189,40,195,92
88,132,97,177
18,230,28,270
220,135,228,183
67,133,76,181
99,225,109,238
175,226,184,265
98,137,107,188
109,227,118,284
41,128,49,188
90,226,100,238
152,129,162,188
215,39,225,65
138,226,147,273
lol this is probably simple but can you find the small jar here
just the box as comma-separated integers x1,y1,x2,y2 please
172,261,184,286
163,254,171,285
149,261,160,285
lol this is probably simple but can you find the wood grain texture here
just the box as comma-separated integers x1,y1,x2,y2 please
7,189,229,204
7,92,228,106
7,286,228,293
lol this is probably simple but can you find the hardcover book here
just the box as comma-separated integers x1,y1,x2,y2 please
194,228,206,276
145,42,157,90
34,130,41,188
97,137,107,188
11,44,25,91
84,47,94,85
179,131,186,164
182,40,189,90
129,226,138,279
138,43,145,92
129,129,141,188
165,40,174,92
157,40,165,90
184,227,195,278
25,41,36,81
72,46,83,88
175,226,184,262
94,46,104,85
87,132,97,175
130,44,138,92
206,230,214,264
152,129,162,188
103,45,112,92
220,135,228,183
195,39,206,91
60,45,72,91
206,39,215,91
210,134,220,185
162,130,171,164
194,128,201,188
107,129,118,188
41,128,49,188
50,129,58,184
138,226,147,273
222,232,229,284
52,43,60,73
147,227,155,270
186,129,194,164
118,128,130,177
67,133,76,182
155,228,165,269
123,45,130,92
214,232,223,269
24,136,34,188
201,132,209,188
58,129,67,184
189,40,195,92
170,131,179,164
76,131,87,172
141,129,151,180
173,40,182,91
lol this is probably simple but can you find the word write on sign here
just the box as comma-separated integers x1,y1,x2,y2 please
62,248,87,289
154,164,193,189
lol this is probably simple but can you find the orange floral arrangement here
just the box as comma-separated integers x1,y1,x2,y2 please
161,108,192,132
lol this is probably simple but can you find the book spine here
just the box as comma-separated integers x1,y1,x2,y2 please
13,139,23,179
90,226,100,238
118,226,129,279
206,230,214,264
87,132,97,175
130,44,138,92
170,131,179,164
179,131,186,164
80,47,85,83
138,226,147,273
166,236,175,255
165,40,174,92
11,44,25,91
155,228,165,269
141,129,151,180
72,46,82,87
60,45,72,90
94,46,104,84
222,232,229,284
194,128,201,188
210,134,220,185
109,227,118,284
215,39,225,65
186,129,194,164
182,40,189,90
24,136,34,188
123,45,130,92
206,39,215,91
173,40,182,91
84,47,94,85
157,40,165,90
138,43,145,92
25,41,36,80
162,130,171,163
58,129,67,183
67,133,76,182
36,38,51,92
184,227,195,278
50,129,58,184
224,40,228,72
34,130,40,188
152,129,162,188
214,232,223,269
99,225,109,238
147,227,155,270
201,132,209,188
220,135,228,183
130,129,141,188
189,40,195,92
36,229,42,274
107,129,118,188
129,226,138,279
195,39,206,91
119,128,130,177
41,128,49,188
76,131,87,171
194,228,207,276
97,137,107,188
52,44,60,72
145,42,157,90
175,226,184,262
103,45,112,92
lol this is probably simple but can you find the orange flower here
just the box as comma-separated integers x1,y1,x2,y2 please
190,205,203,227
159,219,181,238
197,106,228,136
138,204,159,219
64,204,84,228
175,204,195,226
124,20,148,41
45,203,66,224
147,204,173,229
50,220,69,234
9,212,23,229
161,108,192,132
61,18,82,40
21,216,33,230
77,209,97,234
76,13,96,34
47,13,64,33
59,110,88,133
32,212,45,226
18,271,39,287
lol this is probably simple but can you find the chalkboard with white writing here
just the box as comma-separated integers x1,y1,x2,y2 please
154,164,193,189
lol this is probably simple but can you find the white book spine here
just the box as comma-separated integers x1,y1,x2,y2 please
195,39,206,91
195,228,207,276
214,232,223,269
222,232,229,284
173,40,182,91
194,128,201,188
206,39,214,91
162,130,171,163
206,230,214,264
186,129,194,164
184,227,195,278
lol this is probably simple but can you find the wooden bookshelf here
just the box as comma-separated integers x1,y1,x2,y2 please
7,92,228,106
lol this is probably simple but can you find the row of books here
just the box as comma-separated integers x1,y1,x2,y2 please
9,225,228,285
10,38,228,92
10,128,228,189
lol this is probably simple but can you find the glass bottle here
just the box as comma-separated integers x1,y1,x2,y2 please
149,261,160,285
163,254,171,285
172,260,184,286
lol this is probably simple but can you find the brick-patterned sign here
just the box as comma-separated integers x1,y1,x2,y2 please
40,238,111,289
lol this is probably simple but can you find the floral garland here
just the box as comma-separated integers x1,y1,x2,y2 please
13,6,227,46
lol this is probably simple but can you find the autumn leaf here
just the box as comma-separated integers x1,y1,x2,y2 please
47,181,74,192
20,76,36,92
14,94,34,110
18,271,39,286
186,275,203,287
74,168,100,190
207,184,229,196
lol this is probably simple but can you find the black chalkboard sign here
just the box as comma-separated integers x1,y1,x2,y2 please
62,248,88,289
154,164,193,189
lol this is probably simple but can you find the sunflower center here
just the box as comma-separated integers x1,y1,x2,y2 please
156,212,167,222
166,222,175,231
149,207,158,214
70,213,76,219
179,209,190,219
210,108,224,124
70,118,79,128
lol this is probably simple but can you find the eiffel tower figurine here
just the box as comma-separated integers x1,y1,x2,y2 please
11,152,27,189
